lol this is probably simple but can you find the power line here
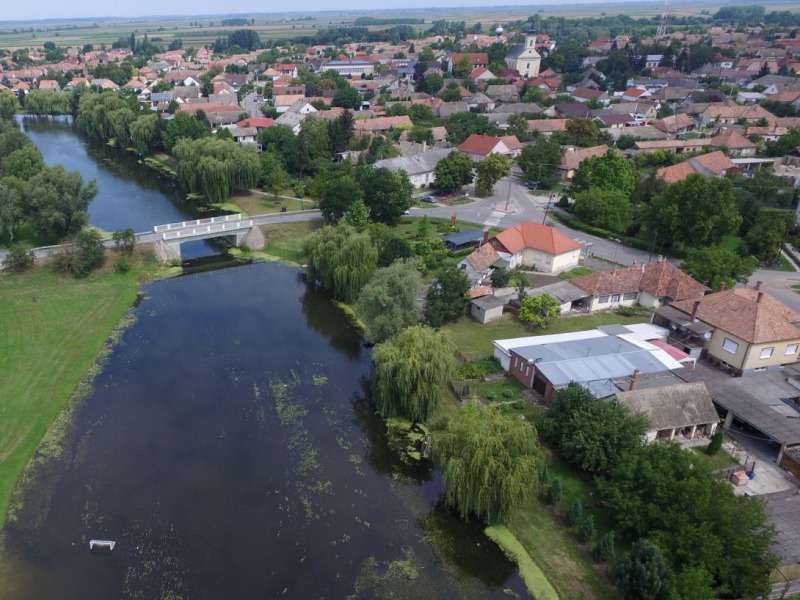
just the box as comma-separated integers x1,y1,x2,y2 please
657,0,670,38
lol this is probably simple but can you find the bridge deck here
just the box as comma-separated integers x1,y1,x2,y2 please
154,214,243,233
161,219,255,241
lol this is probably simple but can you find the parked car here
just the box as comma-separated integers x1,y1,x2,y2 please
526,180,543,190
421,195,437,203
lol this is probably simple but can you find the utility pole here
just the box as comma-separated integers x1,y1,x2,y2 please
657,0,669,37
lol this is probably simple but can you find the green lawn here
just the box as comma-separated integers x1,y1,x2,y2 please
442,312,651,357
691,445,738,472
258,220,323,264
0,261,151,530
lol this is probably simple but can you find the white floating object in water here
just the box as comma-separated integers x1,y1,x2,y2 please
89,540,116,554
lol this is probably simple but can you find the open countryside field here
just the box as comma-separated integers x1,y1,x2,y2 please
1,1,797,51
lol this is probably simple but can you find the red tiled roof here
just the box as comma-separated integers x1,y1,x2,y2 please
570,261,707,299
458,134,506,157
492,222,581,256
235,117,274,128
671,288,800,344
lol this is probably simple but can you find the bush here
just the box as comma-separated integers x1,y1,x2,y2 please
616,305,651,317
2,244,34,271
502,389,514,399
514,399,525,410
113,256,132,273
581,515,596,542
499,403,512,414
540,465,549,486
567,499,583,527
486,392,497,401
706,431,724,456
74,229,106,278
454,356,503,379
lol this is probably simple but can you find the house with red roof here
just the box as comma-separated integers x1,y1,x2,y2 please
488,222,583,273
656,151,736,184
458,134,521,160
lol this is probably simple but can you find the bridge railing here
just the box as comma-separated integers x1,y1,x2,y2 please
154,214,243,233
161,220,255,241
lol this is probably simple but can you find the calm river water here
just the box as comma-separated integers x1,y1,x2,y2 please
19,115,212,259
0,121,529,599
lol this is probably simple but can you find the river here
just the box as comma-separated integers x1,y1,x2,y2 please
0,120,530,599
18,115,212,259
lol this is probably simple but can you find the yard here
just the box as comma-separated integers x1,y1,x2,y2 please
442,311,651,357
229,188,315,216
257,220,323,264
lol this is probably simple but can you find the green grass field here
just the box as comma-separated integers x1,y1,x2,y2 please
0,258,155,530
442,312,650,357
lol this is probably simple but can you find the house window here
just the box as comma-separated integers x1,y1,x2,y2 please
611,294,621,303
760,347,774,359
786,344,799,355
722,338,739,354
598,295,610,304
623,292,638,301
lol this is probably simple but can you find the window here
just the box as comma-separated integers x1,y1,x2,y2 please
623,292,638,301
611,294,621,303
598,295,610,304
786,344,799,355
760,347,774,359
722,338,739,354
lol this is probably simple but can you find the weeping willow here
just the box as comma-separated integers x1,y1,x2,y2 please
75,91,130,141
129,113,159,155
303,224,377,302
22,90,72,115
432,402,546,525
172,137,261,203
372,325,455,423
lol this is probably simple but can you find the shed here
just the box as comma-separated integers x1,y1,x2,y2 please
615,382,719,442
443,229,485,251
470,295,505,324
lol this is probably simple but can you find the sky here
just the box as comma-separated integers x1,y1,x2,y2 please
1,0,649,23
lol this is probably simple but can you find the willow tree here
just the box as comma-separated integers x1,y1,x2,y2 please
129,113,160,155
173,137,260,203
371,325,455,422
303,223,377,303
356,259,422,342
433,402,546,524
75,91,132,142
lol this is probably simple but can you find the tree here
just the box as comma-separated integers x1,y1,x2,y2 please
161,111,210,152
567,499,583,526
1,145,43,181
264,162,290,199
517,136,561,187
424,266,470,327
681,245,757,290
0,90,18,120
542,382,647,475
439,84,463,102
744,211,795,262
358,167,413,222
570,149,636,196
356,259,423,342
372,325,455,422
128,113,160,155
328,109,355,155
332,85,361,110
593,532,615,563
613,541,673,600
1,243,34,271
433,401,546,523
319,175,363,223
564,117,604,147
433,152,474,193
377,235,414,267
303,223,377,302
573,188,632,233
581,515,596,543
547,478,563,505
74,228,106,277
345,199,369,232
475,153,510,196
519,293,561,328
111,228,136,255
454,55,473,77
423,73,444,95
643,175,741,248
26,165,98,239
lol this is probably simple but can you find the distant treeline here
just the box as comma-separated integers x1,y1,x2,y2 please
353,17,425,26
220,18,254,27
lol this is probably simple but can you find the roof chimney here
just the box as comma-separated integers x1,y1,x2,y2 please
691,300,701,321
483,229,489,245
757,291,764,303
755,281,762,291
718,282,726,292
629,369,640,391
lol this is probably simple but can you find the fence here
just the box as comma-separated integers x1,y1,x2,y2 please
766,579,800,599
714,459,756,483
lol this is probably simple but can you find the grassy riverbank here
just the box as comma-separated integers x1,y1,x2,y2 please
0,252,164,530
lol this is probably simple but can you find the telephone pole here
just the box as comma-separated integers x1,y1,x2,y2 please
657,0,669,37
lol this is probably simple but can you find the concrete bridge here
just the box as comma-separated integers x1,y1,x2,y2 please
151,214,266,263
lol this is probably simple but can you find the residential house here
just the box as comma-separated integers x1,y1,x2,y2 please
571,87,609,105
374,147,454,187
569,260,708,313
699,104,777,127
458,134,520,160
354,115,413,134
527,118,567,136
654,283,800,375
447,53,489,72
558,145,612,182
622,87,652,102
652,113,696,136
632,139,712,154
487,221,582,273
485,84,520,103
459,242,501,287
615,382,719,442
709,129,757,157
656,151,736,184
273,94,306,113
320,60,374,77
468,67,497,82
